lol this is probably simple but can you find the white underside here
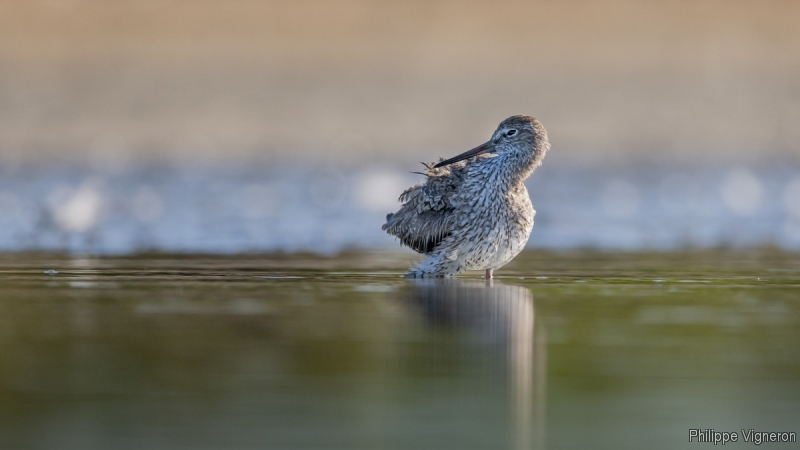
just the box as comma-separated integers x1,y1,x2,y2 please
407,217,533,278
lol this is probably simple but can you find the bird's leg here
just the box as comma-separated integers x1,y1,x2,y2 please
485,268,493,280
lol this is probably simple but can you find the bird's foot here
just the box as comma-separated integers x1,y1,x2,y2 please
485,269,494,280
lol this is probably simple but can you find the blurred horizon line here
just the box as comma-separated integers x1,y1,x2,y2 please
1,146,799,172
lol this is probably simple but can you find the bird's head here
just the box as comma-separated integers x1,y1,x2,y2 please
433,115,548,169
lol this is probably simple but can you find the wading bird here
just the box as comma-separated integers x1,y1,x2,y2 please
383,115,549,279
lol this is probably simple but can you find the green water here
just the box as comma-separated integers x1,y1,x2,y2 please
0,251,798,450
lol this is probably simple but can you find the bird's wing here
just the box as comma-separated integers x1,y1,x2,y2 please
382,161,465,254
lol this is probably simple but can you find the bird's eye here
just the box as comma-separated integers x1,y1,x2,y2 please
505,129,517,137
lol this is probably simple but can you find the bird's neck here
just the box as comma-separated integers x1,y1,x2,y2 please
492,143,546,186
467,157,524,197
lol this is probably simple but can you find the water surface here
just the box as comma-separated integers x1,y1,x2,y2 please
2,164,800,254
0,251,798,449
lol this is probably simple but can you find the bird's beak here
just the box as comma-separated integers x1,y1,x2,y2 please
433,141,495,168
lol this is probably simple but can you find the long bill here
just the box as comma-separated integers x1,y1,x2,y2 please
433,141,495,168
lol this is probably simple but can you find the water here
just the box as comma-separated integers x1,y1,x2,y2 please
0,251,798,449
1,164,800,254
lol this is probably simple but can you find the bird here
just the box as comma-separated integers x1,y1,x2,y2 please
382,115,549,279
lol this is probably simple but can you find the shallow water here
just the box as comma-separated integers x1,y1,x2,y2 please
2,164,800,254
0,251,799,450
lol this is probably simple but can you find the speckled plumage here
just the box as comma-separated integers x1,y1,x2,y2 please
383,115,549,278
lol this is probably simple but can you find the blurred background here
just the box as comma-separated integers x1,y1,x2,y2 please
1,0,800,253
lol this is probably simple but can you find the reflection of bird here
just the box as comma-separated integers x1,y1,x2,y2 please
399,279,533,340
383,116,549,278
398,279,545,450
